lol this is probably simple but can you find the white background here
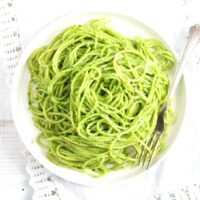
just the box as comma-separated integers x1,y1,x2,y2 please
0,0,200,199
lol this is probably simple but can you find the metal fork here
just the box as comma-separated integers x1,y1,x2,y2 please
139,24,200,169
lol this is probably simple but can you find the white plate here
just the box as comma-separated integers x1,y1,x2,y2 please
11,11,186,186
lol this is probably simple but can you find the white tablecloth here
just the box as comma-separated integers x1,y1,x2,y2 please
1,0,200,199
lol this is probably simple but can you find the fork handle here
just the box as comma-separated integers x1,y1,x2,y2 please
167,24,200,100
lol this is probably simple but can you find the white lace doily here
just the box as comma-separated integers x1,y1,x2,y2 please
1,0,200,199
25,152,60,200
0,0,60,199
149,184,200,200
0,0,22,84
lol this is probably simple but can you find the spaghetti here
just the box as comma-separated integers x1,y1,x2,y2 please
28,19,175,177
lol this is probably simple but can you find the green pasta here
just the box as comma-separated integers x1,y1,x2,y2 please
28,19,175,177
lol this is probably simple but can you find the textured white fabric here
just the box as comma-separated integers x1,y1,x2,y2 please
0,0,60,199
1,0,200,199
25,152,60,200
0,0,22,84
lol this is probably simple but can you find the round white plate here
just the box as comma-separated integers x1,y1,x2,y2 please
11,11,186,186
